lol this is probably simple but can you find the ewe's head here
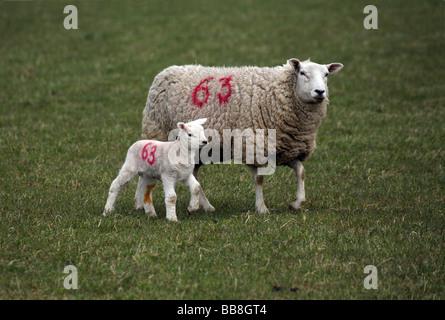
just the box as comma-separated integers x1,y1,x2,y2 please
177,118,208,149
288,58,343,104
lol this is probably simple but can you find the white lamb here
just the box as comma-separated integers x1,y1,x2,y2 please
103,118,211,222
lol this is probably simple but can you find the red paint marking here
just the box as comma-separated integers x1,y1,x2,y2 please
218,76,232,104
191,76,234,107
142,142,157,165
192,77,214,107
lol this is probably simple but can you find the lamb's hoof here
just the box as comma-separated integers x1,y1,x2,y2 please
256,203,269,214
187,206,199,215
202,204,216,212
146,211,157,218
289,200,304,212
167,216,179,222
103,210,109,217
134,200,144,211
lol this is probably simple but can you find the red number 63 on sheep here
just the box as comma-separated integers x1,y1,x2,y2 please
192,76,233,107
142,142,157,165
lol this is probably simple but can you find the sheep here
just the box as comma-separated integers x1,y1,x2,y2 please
103,118,210,222
139,58,343,214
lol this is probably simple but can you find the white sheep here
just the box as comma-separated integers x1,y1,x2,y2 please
139,58,343,214
103,118,211,222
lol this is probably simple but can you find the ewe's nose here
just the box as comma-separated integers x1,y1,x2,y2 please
315,89,325,95
202,140,208,145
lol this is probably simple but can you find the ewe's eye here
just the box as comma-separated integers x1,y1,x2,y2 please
325,73,329,77
188,133,192,137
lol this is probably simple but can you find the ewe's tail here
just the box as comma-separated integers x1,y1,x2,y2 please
141,106,168,141
141,85,174,142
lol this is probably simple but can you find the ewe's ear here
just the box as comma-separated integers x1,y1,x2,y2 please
177,122,185,130
288,58,301,72
326,63,343,74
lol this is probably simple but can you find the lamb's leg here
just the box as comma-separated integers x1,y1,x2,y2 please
162,176,178,222
248,165,269,214
104,164,137,216
185,174,201,214
141,176,158,217
288,159,306,211
134,176,144,210
193,165,215,212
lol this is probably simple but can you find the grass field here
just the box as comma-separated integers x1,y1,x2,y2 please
0,0,444,299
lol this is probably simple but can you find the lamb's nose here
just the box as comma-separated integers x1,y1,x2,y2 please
315,89,325,95
202,141,208,145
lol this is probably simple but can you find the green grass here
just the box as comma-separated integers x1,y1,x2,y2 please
0,0,444,299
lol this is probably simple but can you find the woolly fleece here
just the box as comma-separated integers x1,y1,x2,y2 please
141,61,329,166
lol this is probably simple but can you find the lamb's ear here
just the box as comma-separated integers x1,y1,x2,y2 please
326,63,343,74
195,118,207,126
177,122,185,130
288,58,301,72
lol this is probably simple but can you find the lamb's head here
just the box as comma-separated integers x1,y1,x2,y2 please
177,118,208,150
288,58,343,104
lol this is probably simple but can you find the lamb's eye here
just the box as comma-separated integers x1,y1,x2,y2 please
300,72,305,76
325,73,329,77
188,133,192,137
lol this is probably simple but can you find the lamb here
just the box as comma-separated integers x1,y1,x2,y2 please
103,118,212,222
139,58,343,214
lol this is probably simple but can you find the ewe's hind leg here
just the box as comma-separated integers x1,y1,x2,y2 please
193,166,215,212
248,165,269,214
104,165,137,216
288,159,306,211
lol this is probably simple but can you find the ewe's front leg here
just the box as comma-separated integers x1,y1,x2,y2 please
185,174,201,215
248,165,269,214
193,166,215,212
288,159,306,211
162,176,178,222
